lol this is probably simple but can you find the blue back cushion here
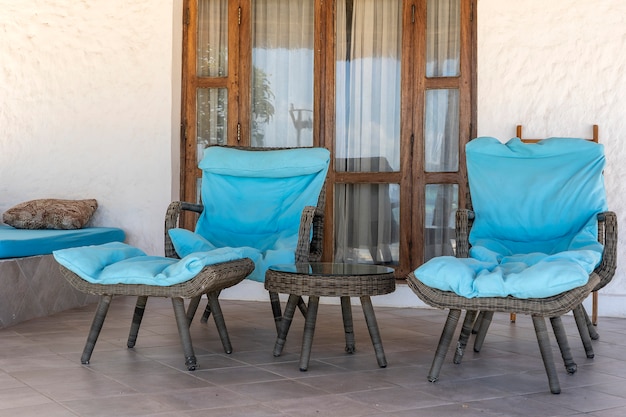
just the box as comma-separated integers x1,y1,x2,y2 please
195,147,330,253
467,137,607,255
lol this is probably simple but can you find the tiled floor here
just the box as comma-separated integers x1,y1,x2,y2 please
1,296,626,416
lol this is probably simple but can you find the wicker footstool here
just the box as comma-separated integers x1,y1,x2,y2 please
265,263,395,371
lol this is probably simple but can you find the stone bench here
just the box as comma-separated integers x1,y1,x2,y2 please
0,226,125,328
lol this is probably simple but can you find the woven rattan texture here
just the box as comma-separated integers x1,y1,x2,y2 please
407,271,600,317
265,270,395,297
60,258,254,299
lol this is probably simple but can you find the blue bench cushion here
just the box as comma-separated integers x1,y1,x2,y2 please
0,224,126,259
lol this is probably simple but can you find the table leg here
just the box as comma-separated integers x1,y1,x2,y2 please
273,294,300,357
341,296,356,353
299,295,320,371
360,295,387,368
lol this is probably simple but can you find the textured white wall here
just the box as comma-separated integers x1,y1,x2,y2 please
1,1,625,315
0,0,181,255
477,0,626,316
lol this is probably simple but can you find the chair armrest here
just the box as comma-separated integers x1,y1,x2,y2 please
164,201,204,258
594,211,618,291
296,205,324,263
455,209,474,258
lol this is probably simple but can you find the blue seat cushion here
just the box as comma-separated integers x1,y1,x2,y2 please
0,224,126,259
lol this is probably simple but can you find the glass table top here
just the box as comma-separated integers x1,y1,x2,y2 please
268,262,395,277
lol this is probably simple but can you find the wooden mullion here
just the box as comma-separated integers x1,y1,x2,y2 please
397,0,418,278
424,171,464,184
321,0,337,263
409,0,428,270
181,0,200,228
458,0,476,212
334,172,403,184
196,77,229,88
423,77,461,89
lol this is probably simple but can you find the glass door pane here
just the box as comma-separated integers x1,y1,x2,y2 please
426,0,460,77
335,183,400,264
197,0,228,77
424,184,458,260
251,0,315,147
197,88,228,157
424,89,459,172
334,0,402,265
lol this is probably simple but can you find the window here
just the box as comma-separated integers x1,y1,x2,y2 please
181,0,476,277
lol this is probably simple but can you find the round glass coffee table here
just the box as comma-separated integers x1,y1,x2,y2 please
265,262,395,371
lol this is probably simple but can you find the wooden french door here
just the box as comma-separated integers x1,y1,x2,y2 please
181,0,475,277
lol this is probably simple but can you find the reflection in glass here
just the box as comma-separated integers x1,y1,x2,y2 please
424,184,458,261
197,88,228,162
426,0,460,77
251,1,314,147
335,183,400,265
335,0,402,172
425,89,459,172
197,0,228,77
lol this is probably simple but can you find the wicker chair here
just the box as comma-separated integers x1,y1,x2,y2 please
166,146,329,333
59,257,254,371
407,137,617,394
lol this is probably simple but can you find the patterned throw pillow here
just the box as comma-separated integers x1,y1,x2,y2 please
2,199,98,230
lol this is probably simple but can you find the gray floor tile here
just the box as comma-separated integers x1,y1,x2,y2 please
0,298,625,416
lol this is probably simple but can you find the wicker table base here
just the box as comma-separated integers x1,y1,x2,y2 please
265,263,395,371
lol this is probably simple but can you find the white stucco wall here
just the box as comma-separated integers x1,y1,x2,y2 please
0,0,181,255
1,1,625,316
476,0,626,317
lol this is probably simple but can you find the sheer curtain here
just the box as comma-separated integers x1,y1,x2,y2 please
334,0,402,265
424,0,461,260
197,0,229,151
251,0,315,148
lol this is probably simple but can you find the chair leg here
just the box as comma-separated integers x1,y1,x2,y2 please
127,296,148,348
269,290,283,333
453,310,478,364
532,315,561,394
81,295,113,365
549,316,577,374
573,305,595,358
583,305,600,340
471,311,485,334
428,309,462,383
299,295,320,371
186,295,202,325
199,290,223,324
172,297,197,371
206,291,233,354
273,294,300,357
200,301,212,324
473,311,494,353
361,295,387,368
297,296,308,317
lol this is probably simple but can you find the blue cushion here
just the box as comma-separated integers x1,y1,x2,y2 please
467,137,607,254
168,227,294,282
413,137,607,299
0,225,126,259
190,147,329,282
53,242,246,286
